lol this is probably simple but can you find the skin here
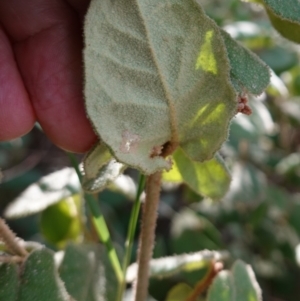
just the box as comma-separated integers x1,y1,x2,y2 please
0,0,97,153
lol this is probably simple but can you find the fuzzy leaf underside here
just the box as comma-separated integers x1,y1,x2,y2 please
163,148,231,200
221,30,270,95
260,0,300,43
126,250,226,282
207,260,262,301
84,0,237,174
83,159,125,193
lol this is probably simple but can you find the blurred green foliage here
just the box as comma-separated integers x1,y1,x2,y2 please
1,0,300,300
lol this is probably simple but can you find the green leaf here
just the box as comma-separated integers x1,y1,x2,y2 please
4,167,80,219
207,260,262,301
162,158,183,183
265,185,292,210
95,245,120,301
59,244,95,301
276,153,300,178
224,163,267,204
171,209,223,254
165,283,194,301
56,244,119,301
164,148,231,200
206,271,233,301
221,30,270,95
84,0,237,174
232,260,262,301
259,46,298,74
262,0,300,43
40,195,82,246
0,263,18,301
126,250,227,282
19,249,70,301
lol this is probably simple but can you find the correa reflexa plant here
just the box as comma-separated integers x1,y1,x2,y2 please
1,0,300,300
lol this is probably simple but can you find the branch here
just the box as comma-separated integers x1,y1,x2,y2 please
133,171,162,301
0,218,28,258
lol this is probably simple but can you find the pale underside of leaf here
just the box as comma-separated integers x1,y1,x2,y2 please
82,142,126,193
4,168,80,219
126,250,226,282
84,0,237,174
83,159,125,193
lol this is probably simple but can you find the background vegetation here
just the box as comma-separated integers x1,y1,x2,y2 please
1,0,300,300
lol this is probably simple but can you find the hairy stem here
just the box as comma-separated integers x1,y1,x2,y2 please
134,171,162,301
185,261,223,301
0,218,28,258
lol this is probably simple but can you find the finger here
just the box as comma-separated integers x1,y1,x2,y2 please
0,27,35,141
65,0,91,19
0,0,97,152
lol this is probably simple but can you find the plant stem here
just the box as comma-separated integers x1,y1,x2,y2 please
67,152,83,182
67,152,123,284
0,218,28,258
84,193,124,284
185,262,223,301
122,174,146,273
116,174,146,301
134,171,162,301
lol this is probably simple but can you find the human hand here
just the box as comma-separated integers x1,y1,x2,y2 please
0,0,97,153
